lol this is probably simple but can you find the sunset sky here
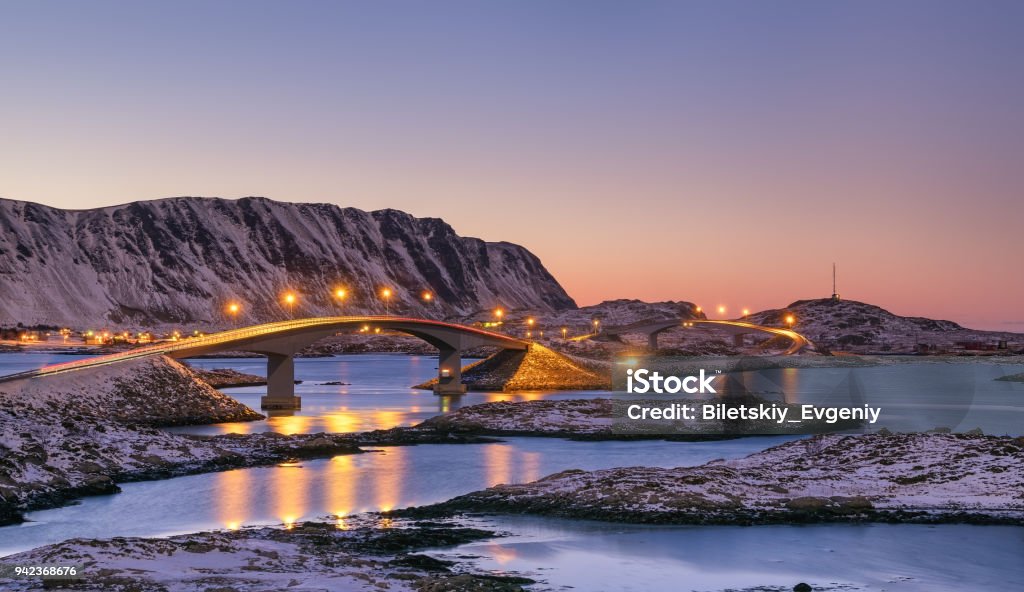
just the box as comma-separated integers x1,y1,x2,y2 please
2,1,1022,330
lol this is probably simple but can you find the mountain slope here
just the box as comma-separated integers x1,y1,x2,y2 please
746,298,1018,352
0,196,576,328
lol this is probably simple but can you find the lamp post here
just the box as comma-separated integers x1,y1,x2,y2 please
421,291,433,319
494,308,504,332
334,288,347,315
562,327,568,340
381,288,392,316
226,302,240,327
526,317,535,339
283,292,296,319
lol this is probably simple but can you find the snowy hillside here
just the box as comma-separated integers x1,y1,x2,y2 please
0,196,576,328
746,298,1021,352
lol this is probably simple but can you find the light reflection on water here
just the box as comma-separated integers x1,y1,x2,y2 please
1,352,1024,589
0,437,793,555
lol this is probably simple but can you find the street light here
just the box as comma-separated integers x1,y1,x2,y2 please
421,291,433,319
526,317,535,338
785,314,796,327
741,308,750,317
381,288,392,316
283,292,297,318
226,302,240,327
561,327,568,340
592,318,600,334
334,288,347,315
717,305,726,315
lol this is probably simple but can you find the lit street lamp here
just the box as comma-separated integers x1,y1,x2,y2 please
592,318,600,334
561,327,568,340
785,314,796,328
421,291,434,318
334,288,348,315
283,292,297,319
226,302,240,327
381,288,392,316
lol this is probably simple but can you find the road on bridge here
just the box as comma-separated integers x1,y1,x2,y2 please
0,317,529,405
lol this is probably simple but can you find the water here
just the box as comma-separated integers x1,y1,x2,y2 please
1,353,1023,590
0,436,790,555
443,518,1024,591
174,354,616,435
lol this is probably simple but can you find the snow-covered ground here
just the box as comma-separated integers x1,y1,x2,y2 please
0,516,518,591
423,433,1024,525
0,356,365,524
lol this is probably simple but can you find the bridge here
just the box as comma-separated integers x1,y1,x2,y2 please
594,318,811,355
0,317,529,408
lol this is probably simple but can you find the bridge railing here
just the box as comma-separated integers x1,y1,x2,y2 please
0,316,527,383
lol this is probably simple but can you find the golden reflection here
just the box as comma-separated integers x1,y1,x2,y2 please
372,410,407,430
485,444,513,486
374,446,406,511
215,468,250,530
483,392,545,403
270,414,313,435
486,543,518,564
216,422,254,435
781,367,799,404
326,455,358,518
271,460,310,527
335,515,349,530
324,412,361,434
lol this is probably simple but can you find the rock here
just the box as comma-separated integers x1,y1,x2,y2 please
794,583,813,592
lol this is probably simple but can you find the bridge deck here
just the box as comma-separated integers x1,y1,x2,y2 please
0,316,528,383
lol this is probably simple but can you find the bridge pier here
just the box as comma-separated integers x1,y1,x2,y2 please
434,347,467,395
648,332,659,350
261,353,302,410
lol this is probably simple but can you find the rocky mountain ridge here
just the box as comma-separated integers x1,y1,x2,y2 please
0,196,576,328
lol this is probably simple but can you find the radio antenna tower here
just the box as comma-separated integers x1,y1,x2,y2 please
831,263,841,301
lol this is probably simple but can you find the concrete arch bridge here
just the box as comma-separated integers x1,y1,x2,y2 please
0,317,529,408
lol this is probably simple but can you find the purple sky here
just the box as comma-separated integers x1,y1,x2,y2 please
1,1,1022,329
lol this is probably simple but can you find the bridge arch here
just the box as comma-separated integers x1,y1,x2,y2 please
0,317,530,408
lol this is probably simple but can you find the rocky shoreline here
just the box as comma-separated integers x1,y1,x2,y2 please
0,356,497,527
0,515,533,591
402,433,1024,526
395,397,862,441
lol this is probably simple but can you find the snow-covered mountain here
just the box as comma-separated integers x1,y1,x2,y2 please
0,196,576,328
